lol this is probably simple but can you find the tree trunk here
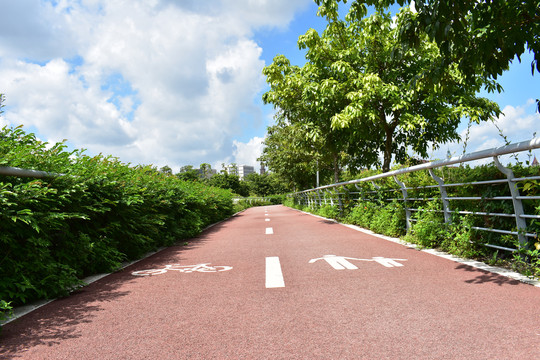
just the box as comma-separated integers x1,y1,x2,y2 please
382,114,393,173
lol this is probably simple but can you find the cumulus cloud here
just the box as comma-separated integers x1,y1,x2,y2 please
0,0,78,60
431,100,540,164
233,136,265,171
0,0,310,171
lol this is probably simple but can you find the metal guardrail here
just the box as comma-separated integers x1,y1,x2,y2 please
0,166,61,178
233,197,275,204
289,138,540,251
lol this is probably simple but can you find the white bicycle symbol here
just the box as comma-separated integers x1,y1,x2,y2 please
132,263,233,276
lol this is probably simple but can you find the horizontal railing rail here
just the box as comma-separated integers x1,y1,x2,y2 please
289,138,540,252
0,166,62,178
233,197,277,204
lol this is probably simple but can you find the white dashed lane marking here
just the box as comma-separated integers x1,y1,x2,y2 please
265,256,285,288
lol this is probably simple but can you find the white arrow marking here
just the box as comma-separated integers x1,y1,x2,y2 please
309,255,407,269
371,257,406,267
308,255,359,270
266,257,285,288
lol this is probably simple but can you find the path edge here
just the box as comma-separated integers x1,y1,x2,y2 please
1,209,248,326
291,207,540,288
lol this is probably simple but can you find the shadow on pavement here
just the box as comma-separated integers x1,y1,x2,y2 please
0,271,135,358
123,214,242,270
0,213,243,357
455,264,522,286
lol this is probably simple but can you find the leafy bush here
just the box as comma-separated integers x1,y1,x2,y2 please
233,195,284,212
369,201,406,238
345,201,378,228
1,300,13,323
0,126,235,307
403,201,447,248
440,215,482,258
316,204,341,219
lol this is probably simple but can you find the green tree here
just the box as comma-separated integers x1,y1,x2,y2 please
207,173,249,197
263,4,500,173
159,165,173,175
260,122,330,190
263,55,368,182
199,163,213,179
243,172,289,196
320,0,540,110
177,165,199,181
244,173,272,196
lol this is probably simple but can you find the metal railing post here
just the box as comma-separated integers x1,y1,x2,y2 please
337,186,346,215
429,169,452,224
355,184,364,202
327,190,334,207
493,156,528,248
393,176,411,232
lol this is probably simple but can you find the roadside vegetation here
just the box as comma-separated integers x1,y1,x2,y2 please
260,0,539,189
285,163,540,280
177,164,289,198
0,124,242,323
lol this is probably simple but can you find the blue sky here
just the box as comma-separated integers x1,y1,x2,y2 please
0,0,538,172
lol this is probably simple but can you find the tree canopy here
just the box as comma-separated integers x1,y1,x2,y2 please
317,0,540,109
262,4,500,177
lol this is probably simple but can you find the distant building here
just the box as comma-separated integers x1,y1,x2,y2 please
532,156,539,167
238,165,254,180
226,165,238,176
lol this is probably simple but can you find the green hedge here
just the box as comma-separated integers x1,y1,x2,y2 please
0,126,234,309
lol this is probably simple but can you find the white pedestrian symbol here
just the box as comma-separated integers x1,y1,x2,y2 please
308,255,406,270
371,256,406,268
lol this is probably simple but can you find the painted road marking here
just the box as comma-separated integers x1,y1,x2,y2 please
132,263,233,276
265,218,270,222
266,257,285,288
266,227,273,234
309,255,407,270
265,214,269,217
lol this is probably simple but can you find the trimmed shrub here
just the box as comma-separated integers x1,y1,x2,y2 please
0,126,235,308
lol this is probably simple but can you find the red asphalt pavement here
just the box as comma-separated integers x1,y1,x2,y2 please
1,205,539,359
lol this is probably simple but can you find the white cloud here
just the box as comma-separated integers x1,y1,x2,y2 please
0,0,78,60
431,100,540,164
0,0,309,171
462,102,539,152
233,136,265,171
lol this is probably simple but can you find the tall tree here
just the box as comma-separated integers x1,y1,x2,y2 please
263,53,370,182
206,172,249,197
263,4,500,173
318,0,540,110
259,122,323,190
177,165,199,181
199,163,213,179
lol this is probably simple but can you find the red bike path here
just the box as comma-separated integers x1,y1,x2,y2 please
1,205,539,359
